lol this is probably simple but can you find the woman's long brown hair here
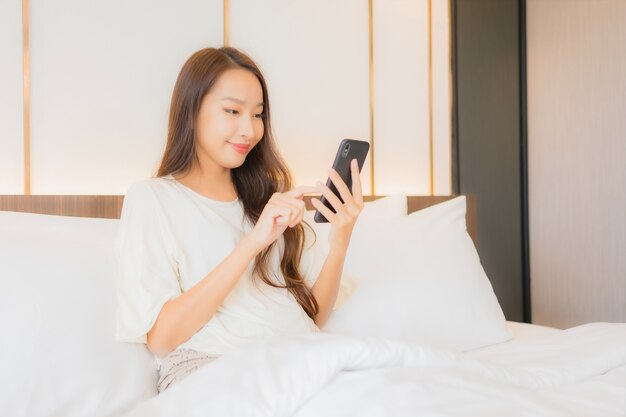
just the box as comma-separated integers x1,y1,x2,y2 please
156,47,319,320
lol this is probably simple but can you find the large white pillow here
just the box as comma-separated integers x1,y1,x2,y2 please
322,196,512,351
303,192,408,253
303,193,408,308
0,211,157,417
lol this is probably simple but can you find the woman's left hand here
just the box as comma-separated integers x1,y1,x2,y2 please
311,158,364,253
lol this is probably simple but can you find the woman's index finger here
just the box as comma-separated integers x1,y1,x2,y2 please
284,185,321,198
351,158,364,203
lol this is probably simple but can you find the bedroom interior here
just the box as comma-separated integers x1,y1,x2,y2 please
1,0,625,416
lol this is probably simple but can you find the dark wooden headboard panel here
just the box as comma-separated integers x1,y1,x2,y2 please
0,194,477,245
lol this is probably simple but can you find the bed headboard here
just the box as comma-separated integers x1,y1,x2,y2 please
0,194,477,245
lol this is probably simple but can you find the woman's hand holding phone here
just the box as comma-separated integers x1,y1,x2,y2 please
311,158,364,253
246,185,319,252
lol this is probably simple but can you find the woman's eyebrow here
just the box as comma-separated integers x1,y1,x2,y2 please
222,97,264,107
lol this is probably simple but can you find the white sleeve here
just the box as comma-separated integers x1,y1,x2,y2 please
114,181,182,344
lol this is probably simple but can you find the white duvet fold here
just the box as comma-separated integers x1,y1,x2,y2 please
120,323,626,417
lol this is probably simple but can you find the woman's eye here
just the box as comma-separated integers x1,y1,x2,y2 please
225,108,263,118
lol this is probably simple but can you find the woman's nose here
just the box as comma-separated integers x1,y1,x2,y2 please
238,115,255,138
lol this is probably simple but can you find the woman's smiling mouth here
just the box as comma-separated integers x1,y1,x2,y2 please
228,142,251,154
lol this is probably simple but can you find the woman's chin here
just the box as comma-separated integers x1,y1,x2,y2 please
223,156,248,169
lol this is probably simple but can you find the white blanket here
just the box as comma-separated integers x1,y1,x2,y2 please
120,323,626,417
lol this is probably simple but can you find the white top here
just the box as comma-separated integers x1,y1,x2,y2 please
114,174,324,365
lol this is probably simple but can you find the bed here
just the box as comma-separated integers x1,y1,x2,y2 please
1,193,624,417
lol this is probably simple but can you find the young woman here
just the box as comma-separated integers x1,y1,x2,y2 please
114,47,364,393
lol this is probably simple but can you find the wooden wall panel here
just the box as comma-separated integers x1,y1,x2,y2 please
527,0,626,328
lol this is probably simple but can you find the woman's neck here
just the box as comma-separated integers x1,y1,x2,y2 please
174,162,237,201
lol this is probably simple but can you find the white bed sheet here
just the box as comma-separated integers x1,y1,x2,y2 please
118,322,626,417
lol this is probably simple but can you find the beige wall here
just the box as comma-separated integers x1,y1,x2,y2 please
0,0,23,194
527,0,626,328
1,0,452,196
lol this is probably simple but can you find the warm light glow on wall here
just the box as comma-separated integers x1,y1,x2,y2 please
6,0,451,196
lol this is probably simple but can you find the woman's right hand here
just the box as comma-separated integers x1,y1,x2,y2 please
246,185,320,252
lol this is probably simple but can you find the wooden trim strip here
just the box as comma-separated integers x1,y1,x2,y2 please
428,0,434,196
22,0,31,195
448,0,454,195
223,0,230,47
0,194,477,246
368,0,375,196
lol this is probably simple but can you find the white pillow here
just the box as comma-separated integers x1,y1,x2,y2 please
303,192,408,252
0,211,157,417
303,193,408,308
322,196,512,351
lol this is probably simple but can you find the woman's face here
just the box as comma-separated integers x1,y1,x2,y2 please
194,68,265,171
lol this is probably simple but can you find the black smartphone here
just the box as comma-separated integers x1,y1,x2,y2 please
314,139,370,223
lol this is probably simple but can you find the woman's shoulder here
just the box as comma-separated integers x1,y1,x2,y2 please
120,177,180,220
117,177,180,242
124,175,176,200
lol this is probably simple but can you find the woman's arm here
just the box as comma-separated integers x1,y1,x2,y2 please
310,159,364,328
146,185,318,358
147,236,262,357
311,246,348,328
